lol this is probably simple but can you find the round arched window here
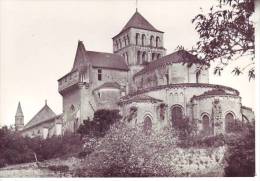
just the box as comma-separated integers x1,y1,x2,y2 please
171,106,183,127
202,114,210,135
143,116,152,134
225,113,235,133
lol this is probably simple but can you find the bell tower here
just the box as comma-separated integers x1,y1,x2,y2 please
112,10,166,92
15,102,24,131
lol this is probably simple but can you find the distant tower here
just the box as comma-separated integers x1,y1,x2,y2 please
15,102,24,131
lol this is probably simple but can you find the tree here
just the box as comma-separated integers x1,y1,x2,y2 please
192,0,255,80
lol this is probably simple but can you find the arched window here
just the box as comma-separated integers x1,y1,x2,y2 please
127,35,130,45
202,114,210,135
157,54,161,59
119,39,122,49
171,105,183,127
136,33,140,45
152,53,156,60
142,34,146,46
143,115,152,134
150,35,154,46
196,71,200,83
125,52,129,65
70,104,75,111
137,51,141,64
225,112,235,133
156,36,160,47
142,51,147,64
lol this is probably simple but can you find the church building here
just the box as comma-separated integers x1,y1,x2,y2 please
15,10,254,138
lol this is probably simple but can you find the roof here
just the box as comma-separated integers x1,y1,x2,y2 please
122,83,239,99
119,94,162,104
114,11,163,37
134,50,207,77
192,88,238,100
72,41,129,72
15,102,23,117
93,82,121,91
23,102,56,129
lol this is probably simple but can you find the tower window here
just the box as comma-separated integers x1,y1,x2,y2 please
98,69,102,81
156,36,160,47
136,33,140,45
142,52,147,64
142,34,146,46
150,36,154,46
137,51,141,64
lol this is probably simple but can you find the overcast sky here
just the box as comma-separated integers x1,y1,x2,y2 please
0,0,256,126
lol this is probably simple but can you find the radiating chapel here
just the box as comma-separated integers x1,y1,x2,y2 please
15,10,254,138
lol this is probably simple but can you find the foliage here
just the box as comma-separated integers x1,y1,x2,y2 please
74,122,183,177
172,117,197,140
77,109,121,137
192,0,255,80
224,122,255,176
0,126,82,167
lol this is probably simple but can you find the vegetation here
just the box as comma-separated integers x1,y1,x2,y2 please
0,109,255,176
224,122,255,176
192,0,255,80
0,126,82,168
77,109,122,138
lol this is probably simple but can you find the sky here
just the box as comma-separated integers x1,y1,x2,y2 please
0,0,256,126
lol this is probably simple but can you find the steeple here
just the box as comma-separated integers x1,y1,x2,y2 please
15,102,23,117
15,102,24,131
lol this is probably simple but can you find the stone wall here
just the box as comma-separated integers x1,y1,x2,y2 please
154,146,226,176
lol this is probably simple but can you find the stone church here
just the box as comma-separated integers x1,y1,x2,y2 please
15,11,254,138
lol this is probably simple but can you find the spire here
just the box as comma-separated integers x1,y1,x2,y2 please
15,102,23,117
71,40,88,71
136,0,138,12
45,99,47,106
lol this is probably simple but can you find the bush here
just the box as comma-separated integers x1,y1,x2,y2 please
0,126,82,167
77,109,122,138
224,123,255,176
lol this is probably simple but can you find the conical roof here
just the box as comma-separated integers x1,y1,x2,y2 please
15,102,23,117
114,11,163,37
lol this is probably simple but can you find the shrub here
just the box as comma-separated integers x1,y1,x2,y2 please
224,123,255,176
77,109,122,138
0,126,82,167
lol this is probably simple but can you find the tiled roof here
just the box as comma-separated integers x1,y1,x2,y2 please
192,88,238,100
93,82,121,91
23,103,56,129
119,94,162,104
117,11,162,35
122,83,239,99
15,102,23,117
134,50,207,77
72,41,129,71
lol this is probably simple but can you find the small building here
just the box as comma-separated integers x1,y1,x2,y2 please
16,101,63,139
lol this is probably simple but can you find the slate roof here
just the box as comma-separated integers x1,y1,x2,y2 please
23,103,56,129
118,11,162,35
15,102,23,117
71,41,129,72
134,50,207,77
119,94,162,104
93,82,121,91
